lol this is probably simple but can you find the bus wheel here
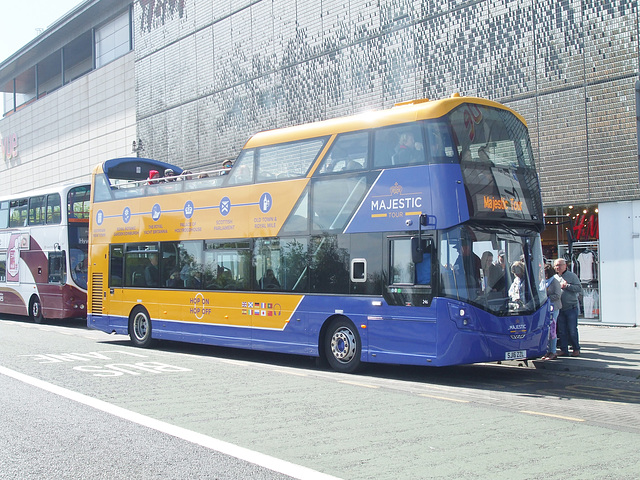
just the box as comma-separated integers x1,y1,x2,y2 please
324,317,362,373
129,306,153,348
29,296,44,324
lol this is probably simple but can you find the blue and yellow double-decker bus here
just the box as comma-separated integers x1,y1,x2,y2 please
87,95,549,372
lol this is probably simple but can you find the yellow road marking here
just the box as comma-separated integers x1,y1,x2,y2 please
520,410,585,422
419,393,470,403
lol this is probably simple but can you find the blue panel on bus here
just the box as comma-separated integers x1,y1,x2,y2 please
344,164,469,233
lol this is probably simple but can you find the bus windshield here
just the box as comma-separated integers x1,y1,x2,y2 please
447,104,543,223
439,224,546,315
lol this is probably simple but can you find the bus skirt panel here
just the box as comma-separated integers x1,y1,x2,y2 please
0,288,28,316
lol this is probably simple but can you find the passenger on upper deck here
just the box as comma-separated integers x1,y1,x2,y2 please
221,159,233,175
392,132,418,165
146,170,160,185
178,170,192,181
164,168,177,182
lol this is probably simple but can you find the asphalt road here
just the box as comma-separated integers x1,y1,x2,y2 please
1,316,639,479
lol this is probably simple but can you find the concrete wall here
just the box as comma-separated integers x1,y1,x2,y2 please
133,0,640,205
0,53,136,195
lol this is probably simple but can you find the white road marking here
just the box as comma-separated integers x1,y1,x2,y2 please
0,365,342,480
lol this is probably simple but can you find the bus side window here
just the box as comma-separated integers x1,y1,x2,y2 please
374,124,425,168
317,131,369,174
425,120,456,163
46,193,62,224
257,138,326,181
226,151,254,185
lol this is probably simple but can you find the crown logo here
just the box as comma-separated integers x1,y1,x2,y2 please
390,182,403,195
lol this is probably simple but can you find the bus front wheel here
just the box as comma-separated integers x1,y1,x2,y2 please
324,317,362,373
29,296,44,324
129,306,153,348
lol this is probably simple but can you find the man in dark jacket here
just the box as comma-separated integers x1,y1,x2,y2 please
554,258,583,356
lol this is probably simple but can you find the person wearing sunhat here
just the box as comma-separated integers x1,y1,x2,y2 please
164,168,176,182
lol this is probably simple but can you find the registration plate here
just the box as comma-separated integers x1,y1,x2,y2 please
505,350,527,360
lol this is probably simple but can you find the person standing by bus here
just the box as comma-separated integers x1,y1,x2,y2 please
543,264,562,360
554,258,582,357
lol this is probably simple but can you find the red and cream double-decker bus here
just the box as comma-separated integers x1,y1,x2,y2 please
0,183,90,322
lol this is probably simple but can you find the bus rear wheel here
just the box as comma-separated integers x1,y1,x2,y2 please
324,317,362,373
29,296,44,324
129,306,153,348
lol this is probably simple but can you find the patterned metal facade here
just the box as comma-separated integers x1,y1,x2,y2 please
133,0,640,206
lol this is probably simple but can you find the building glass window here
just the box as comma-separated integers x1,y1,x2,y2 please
15,66,36,109
64,31,93,83
96,11,131,68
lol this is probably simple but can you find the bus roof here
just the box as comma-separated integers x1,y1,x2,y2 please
0,182,90,202
99,157,183,181
243,95,526,149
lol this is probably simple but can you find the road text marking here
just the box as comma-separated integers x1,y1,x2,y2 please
0,365,342,480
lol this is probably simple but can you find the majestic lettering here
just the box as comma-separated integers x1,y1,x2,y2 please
482,195,523,212
371,196,423,211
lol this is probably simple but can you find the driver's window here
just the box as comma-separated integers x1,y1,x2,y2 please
390,239,414,284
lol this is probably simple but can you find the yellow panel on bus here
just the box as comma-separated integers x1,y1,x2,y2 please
91,179,308,243
142,290,304,329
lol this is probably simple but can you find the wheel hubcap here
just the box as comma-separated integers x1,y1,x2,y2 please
331,327,356,364
134,314,148,340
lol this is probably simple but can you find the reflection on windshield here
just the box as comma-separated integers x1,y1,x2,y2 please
439,224,546,315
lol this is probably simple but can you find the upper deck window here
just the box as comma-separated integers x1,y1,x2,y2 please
68,186,91,220
448,104,542,222
255,138,327,182
28,196,46,225
373,123,426,168
0,201,8,229
9,199,27,227
317,132,369,174
46,194,62,224
448,104,535,169
226,150,255,185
